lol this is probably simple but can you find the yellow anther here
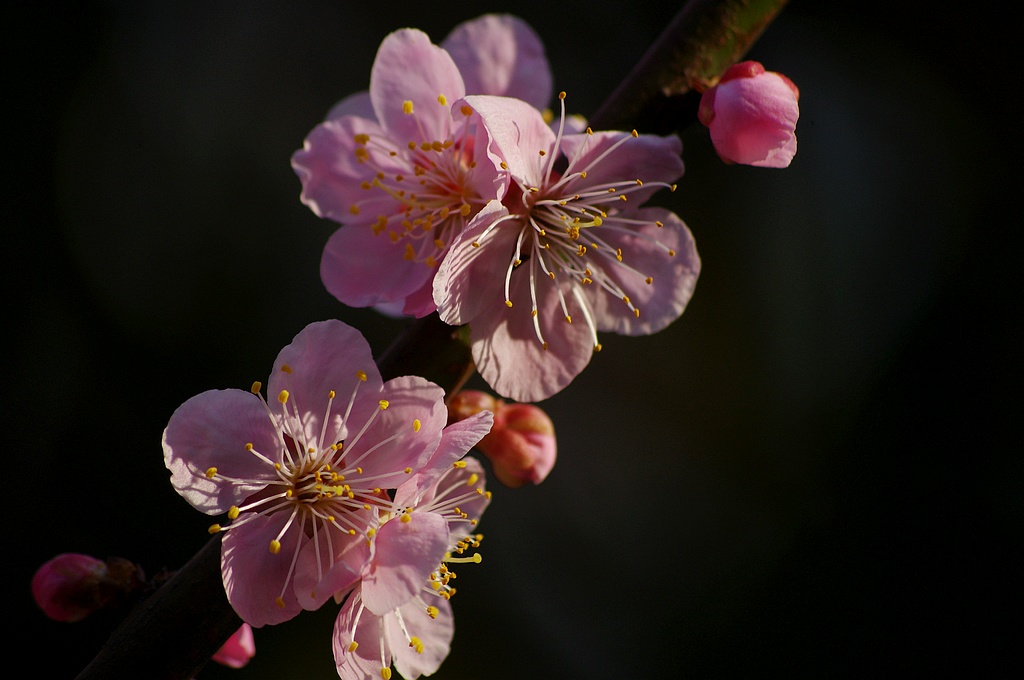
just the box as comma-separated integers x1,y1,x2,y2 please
431,140,444,152
381,668,392,680
348,529,357,535
466,473,479,486
275,596,285,609
500,161,508,170
404,467,413,474
404,243,416,260
355,147,369,162
655,220,664,228
250,381,262,394
439,206,450,218
208,523,221,534
269,540,281,554
670,183,678,192
531,309,538,317
353,133,370,145
402,100,414,114
565,315,572,323
453,460,467,468
205,467,218,478
636,179,644,186
622,295,631,304
593,216,603,226
505,300,513,308
434,238,445,249
228,506,240,520
328,389,336,399
379,399,390,410
426,605,440,619
410,637,424,654
349,204,360,215
460,203,472,216
645,277,653,284
278,390,289,404
425,255,437,268
437,94,447,106
407,141,417,150
357,370,368,381
586,126,594,135
631,129,639,137
348,641,359,652
539,149,546,156
367,528,376,537
668,249,676,257
413,419,422,432
559,91,566,100
634,309,641,318
460,104,473,116
400,513,412,524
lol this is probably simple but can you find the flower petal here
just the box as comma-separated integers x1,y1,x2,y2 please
460,95,555,184
221,512,306,627
389,597,454,679
370,29,465,143
442,14,552,109
163,389,278,514
333,593,388,680
361,511,450,615
588,207,701,335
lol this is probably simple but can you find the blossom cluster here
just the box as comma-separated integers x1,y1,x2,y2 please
163,320,494,679
292,14,703,403
48,13,799,680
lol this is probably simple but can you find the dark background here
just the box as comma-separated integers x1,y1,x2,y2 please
6,1,1020,677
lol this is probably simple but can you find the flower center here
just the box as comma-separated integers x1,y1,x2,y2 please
350,98,485,269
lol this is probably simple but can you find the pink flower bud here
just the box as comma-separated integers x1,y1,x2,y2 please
448,391,557,488
31,553,111,622
212,623,256,669
698,61,800,168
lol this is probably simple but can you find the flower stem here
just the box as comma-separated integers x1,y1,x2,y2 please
588,0,790,134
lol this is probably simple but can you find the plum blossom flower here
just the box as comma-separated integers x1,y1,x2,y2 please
162,320,468,627
448,390,556,487
433,94,701,402
698,60,800,168
292,15,552,318
212,623,256,669
332,455,491,680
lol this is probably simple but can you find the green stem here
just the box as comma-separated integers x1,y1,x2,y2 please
589,0,789,133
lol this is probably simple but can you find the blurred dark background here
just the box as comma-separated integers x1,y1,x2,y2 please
6,0,1020,677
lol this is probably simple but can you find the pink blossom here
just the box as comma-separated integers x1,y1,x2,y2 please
212,623,256,669
162,320,460,627
292,15,552,318
433,95,701,401
449,390,556,487
698,61,800,168
333,455,491,680
32,553,110,622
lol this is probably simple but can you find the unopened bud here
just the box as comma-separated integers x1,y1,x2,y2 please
449,391,556,488
698,61,799,168
31,553,144,622
212,623,256,669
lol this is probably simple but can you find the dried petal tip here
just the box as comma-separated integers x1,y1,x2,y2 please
212,623,256,669
699,60,799,168
449,391,556,488
31,553,144,622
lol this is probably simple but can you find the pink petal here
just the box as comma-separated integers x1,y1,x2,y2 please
558,130,684,203
360,512,450,615
587,207,701,335
433,201,516,326
370,29,465,143
442,14,552,109
338,375,447,488
293,525,368,611
291,115,399,224
221,512,307,627
333,593,388,680
212,623,256,669
162,389,279,514
389,597,454,678
471,267,595,402
393,411,495,508
460,95,555,184
320,221,436,311
325,91,374,121
266,320,384,448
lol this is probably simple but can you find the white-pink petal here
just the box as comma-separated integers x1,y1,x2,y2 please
360,512,450,615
